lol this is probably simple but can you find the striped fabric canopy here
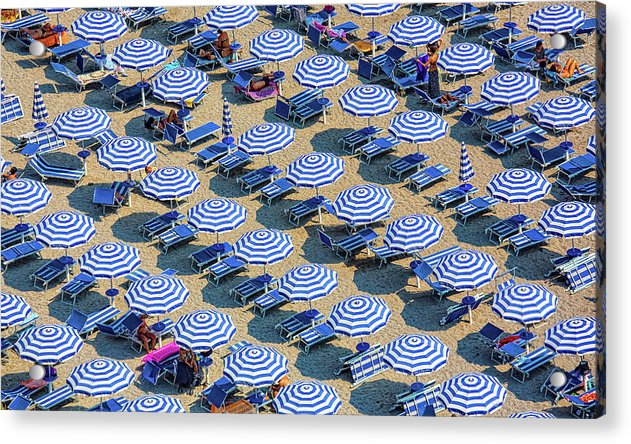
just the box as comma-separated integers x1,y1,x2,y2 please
278,264,338,302
481,72,540,107
203,6,258,30
79,242,141,279
35,8,73,13
286,153,345,189
388,111,448,144
437,43,495,75
152,68,210,102
339,85,398,118
238,123,295,156
187,199,246,234
35,211,96,250
384,334,449,375
174,309,236,352
124,276,190,316
328,295,391,338
234,229,293,266
0,78,5,97
140,167,200,201
111,38,170,71
224,345,288,387
596,97,605,131
250,29,304,63
273,381,342,415
123,395,185,413
486,168,551,203
222,97,232,141
332,184,394,226
97,137,157,172
32,82,48,123
384,214,443,254
71,10,127,43
1,292,33,328
509,411,556,419
528,4,586,33
0,155,10,173
67,358,134,396
440,372,507,416
1,179,51,216
459,141,475,184
52,107,112,141
346,4,401,16
587,134,596,156
533,96,595,132
14,324,83,364
434,250,498,291
293,55,350,89
388,15,444,47
596,202,605,238
492,284,558,325
545,317,599,355
539,202,596,238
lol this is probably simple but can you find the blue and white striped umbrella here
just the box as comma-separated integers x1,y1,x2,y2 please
539,202,596,239
332,184,394,226
124,276,190,316
596,202,605,238
273,381,342,415
597,7,606,35
389,110,448,152
222,97,232,143
97,137,157,172
293,55,350,89
437,43,495,81
0,78,5,98
14,324,83,365
71,10,127,52
487,168,551,204
238,123,295,157
545,317,598,356
1,292,33,328
187,199,247,238
346,4,401,16
140,167,200,201
384,334,449,376
224,345,288,387
528,4,586,33
328,295,391,338
67,358,134,396
533,96,595,132
79,242,141,280
587,134,596,157
278,264,338,302
388,15,444,47
111,39,170,72
481,72,540,110
152,68,210,103
123,395,185,413
492,284,558,325
174,309,236,352
459,141,475,184
339,85,398,119
0,155,10,173
203,5,258,30
35,211,96,251
440,373,507,416
286,153,345,189
384,214,444,254
32,82,48,124
35,8,73,13
509,411,556,419
52,107,112,141
1,179,51,217
250,29,304,66
434,250,498,291
234,229,293,268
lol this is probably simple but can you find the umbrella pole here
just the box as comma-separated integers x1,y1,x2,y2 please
194,7,198,35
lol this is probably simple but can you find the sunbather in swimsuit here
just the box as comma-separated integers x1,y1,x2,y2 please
548,57,583,78
198,29,233,60
20,23,55,40
137,315,157,354
249,73,276,91
312,20,350,43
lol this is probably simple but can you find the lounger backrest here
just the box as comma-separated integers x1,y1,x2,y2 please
492,44,511,60
121,312,143,335
233,71,253,89
206,385,228,408
66,309,88,331
307,25,322,47
0,95,23,124
164,122,179,144
274,99,291,120
141,361,161,385
357,58,373,80
527,145,545,163
318,230,335,250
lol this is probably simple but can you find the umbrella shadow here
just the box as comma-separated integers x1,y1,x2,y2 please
451,215,501,247
352,263,409,296
155,242,204,274
356,155,399,185
454,331,496,367
308,127,351,155
254,202,295,231
399,292,452,332
299,225,347,265
246,312,288,345
201,279,240,308
91,333,143,361
66,184,99,215
1,259,49,292
110,211,159,243
501,247,558,281
349,378,409,416
293,343,351,380
208,174,246,199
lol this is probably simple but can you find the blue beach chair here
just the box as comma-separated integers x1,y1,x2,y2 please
140,211,185,240
259,178,296,205
357,136,401,164
251,290,289,317
297,323,337,353
238,166,283,194
60,274,94,305
207,256,247,286
557,153,596,182
438,3,480,25
407,164,451,192
27,155,85,185
1,224,35,249
217,150,252,178
453,196,499,226
189,243,233,273
30,257,74,290
485,216,534,244
511,347,558,382
276,310,325,341
157,224,199,254
66,306,121,337
231,274,277,306
127,7,168,30
194,142,233,168
1,240,45,272
506,228,552,256
528,144,575,170
385,153,430,181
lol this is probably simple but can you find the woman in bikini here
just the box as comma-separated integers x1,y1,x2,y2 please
20,22,55,40
198,29,233,60
548,57,583,78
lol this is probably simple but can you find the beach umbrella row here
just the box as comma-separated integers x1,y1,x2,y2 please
434,250,498,292
174,309,236,353
79,242,141,299
187,198,246,242
493,284,558,326
332,184,394,227
384,334,449,379
286,153,345,191
224,345,288,387
152,68,210,103
203,5,258,46
481,72,540,115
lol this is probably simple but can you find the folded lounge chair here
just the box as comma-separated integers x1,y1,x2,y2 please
207,256,247,286
510,346,557,382
506,227,552,256
557,153,596,182
1,94,23,125
485,216,534,244
157,223,199,254
318,228,379,262
238,165,283,194
231,274,277,306
276,310,325,341
1,240,45,272
28,155,85,185
286,196,332,226
30,257,74,290
453,196,499,226
297,323,337,353
407,164,451,192
341,345,389,388
577,80,597,101
66,305,121,337
439,294,485,326
564,260,597,294
189,243,233,273
259,178,295,205
1,223,35,249
17,126,66,156
59,272,97,306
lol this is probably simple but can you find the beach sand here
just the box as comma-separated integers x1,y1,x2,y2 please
1,2,598,416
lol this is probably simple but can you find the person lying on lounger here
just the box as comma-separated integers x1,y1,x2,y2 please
20,23,55,40
198,28,233,60
548,57,583,78
270,375,290,398
137,315,157,353
436,92,462,105
312,20,351,43
145,109,184,131
248,73,277,91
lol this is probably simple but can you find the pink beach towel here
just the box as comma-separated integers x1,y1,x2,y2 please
141,341,179,364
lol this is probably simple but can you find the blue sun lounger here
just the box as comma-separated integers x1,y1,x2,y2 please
185,29,219,51
199,377,237,411
189,243,233,273
297,323,337,353
252,290,289,317
485,216,534,244
276,310,325,341
511,347,558,382
556,180,598,203
238,165,283,194
141,349,180,385
194,142,233,168
440,294,485,326
385,153,430,181
453,196,499,226
577,80,597,101
414,86,470,114
231,274,277,306
507,228,552,256
1,383,48,407
124,268,177,285
88,397,128,412
293,99,334,126
50,62,109,92
569,17,596,48
166,17,203,43
479,26,523,46
49,39,91,62
1,223,35,249
97,311,143,339
93,181,132,214
0,13,49,37
259,178,296,205
183,50,219,71
557,153,596,182
7,394,33,410
59,272,97,306
157,223,199,254
438,3,480,25
545,64,596,90
564,260,597,294
1,240,45,272
339,126,383,152
318,228,379,262
217,150,252,178
541,367,586,404
411,246,463,299
210,45,267,79
357,136,400,164
505,35,539,54
207,256,247,286
481,116,525,141
181,121,220,148
528,144,575,170
275,88,323,121
30,257,75,290
368,243,408,268
432,185,480,210
140,211,185,240
66,305,121,337
565,390,598,418
407,164,452,192
457,13,498,38
0,95,23,125
127,7,168,30
28,155,85,185
17,126,66,156
32,384,75,410
342,345,389,388
286,196,332,226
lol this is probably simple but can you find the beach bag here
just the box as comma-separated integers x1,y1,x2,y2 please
175,361,194,393
416,55,429,82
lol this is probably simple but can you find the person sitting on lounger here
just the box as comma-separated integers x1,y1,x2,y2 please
548,57,583,78
20,23,55,40
248,73,277,91
312,20,350,43
270,375,290,398
137,315,157,353
436,92,462,105
198,28,233,60
2,167,17,182
176,346,200,394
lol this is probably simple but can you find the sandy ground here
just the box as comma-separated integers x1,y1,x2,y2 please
1,2,599,416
